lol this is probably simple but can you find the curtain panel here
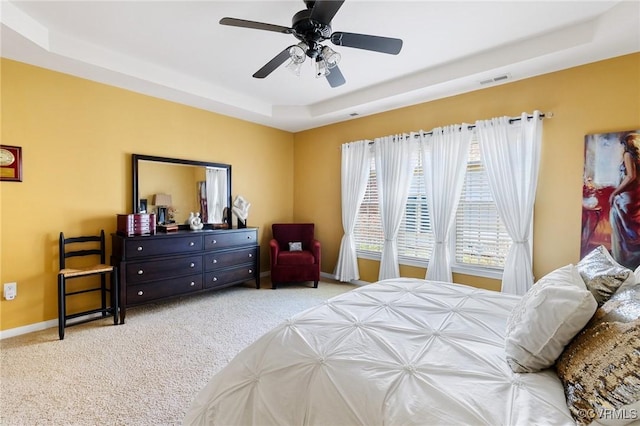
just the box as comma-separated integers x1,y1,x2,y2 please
420,126,472,282
375,135,414,280
334,140,372,282
475,111,543,295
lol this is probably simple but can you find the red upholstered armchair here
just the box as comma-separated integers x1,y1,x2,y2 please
269,223,321,289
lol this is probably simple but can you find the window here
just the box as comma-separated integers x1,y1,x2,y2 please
397,151,433,264
353,156,383,256
453,137,512,271
353,134,512,276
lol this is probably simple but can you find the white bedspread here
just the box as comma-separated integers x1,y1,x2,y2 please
184,278,574,425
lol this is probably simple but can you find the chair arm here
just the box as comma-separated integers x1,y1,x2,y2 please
311,239,321,265
269,239,280,265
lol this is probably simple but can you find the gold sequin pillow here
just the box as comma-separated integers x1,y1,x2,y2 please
555,284,640,426
577,245,634,306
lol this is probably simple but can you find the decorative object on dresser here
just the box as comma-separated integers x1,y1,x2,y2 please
153,193,172,225
111,227,260,324
232,195,251,228
139,198,148,214
117,213,156,236
58,230,119,340
189,212,204,231
157,223,179,232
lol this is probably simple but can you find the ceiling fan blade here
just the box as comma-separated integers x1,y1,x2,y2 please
326,66,346,88
253,46,294,79
309,0,345,24
219,17,292,34
331,32,403,55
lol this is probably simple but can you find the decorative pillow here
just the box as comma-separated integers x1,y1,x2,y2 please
556,284,640,426
632,265,640,290
577,245,633,306
288,241,302,251
504,264,598,373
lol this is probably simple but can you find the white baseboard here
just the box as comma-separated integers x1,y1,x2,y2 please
266,270,368,286
0,319,58,340
320,271,368,286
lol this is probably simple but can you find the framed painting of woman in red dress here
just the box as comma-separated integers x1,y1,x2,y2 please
582,130,640,269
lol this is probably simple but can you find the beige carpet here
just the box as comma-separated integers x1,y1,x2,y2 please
0,279,357,425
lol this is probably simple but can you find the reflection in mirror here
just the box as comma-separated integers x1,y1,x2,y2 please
132,154,231,226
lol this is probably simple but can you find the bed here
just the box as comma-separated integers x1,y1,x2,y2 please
184,277,579,425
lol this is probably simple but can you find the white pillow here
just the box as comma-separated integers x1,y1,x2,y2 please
504,264,598,373
288,241,302,251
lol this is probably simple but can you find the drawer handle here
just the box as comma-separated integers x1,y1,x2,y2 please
212,259,218,264
212,239,217,244
190,262,195,268
247,235,252,240
137,270,144,275
212,277,218,282
137,246,143,251
137,291,144,296
190,281,195,287
249,269,253,274
189,241,195,247
248,253,253,258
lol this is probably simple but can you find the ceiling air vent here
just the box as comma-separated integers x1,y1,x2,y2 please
479,73,512,85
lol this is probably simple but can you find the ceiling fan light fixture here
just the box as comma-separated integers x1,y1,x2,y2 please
289,42,308,64
315,57,330,78
286,59,305,76
321,45,341,69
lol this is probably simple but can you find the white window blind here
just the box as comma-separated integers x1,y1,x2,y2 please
353,156,383,255
398,151,433,263
453,136,512,269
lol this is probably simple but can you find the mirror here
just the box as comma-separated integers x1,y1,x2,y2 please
132,154,232,227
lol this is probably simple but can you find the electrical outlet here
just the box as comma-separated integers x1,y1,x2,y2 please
3,282,17,300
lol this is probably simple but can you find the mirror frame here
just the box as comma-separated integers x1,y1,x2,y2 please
132,153,232,226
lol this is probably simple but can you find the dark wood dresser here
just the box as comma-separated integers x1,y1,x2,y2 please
111,227,259,323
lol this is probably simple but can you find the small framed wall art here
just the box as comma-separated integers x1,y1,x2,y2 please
0,145,22,182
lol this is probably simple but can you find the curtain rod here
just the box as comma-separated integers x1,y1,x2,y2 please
416,111,552,137
352,111,553,145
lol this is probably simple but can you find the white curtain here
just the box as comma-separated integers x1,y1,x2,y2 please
334,141,372,282
476,111,543,295
205,168,226,223
375,135,414,280
421,126,471,282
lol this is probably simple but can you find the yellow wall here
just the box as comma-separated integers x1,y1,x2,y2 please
0,59,294,331
1,53,639,332
293,53,640,289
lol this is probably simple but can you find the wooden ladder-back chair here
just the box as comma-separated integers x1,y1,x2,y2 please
58,230,119,339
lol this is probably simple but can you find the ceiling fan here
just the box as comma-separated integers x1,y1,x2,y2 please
219,0,403,88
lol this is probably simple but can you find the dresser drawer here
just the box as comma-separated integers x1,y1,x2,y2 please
204,229,257,250
125,235,203,259
126,255,202,284
205,265,256,289
204,247,258,271
127,274,203,304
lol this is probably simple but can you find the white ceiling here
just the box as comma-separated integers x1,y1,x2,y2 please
2,1,639,132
